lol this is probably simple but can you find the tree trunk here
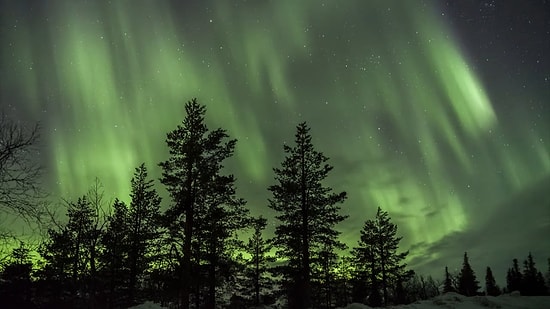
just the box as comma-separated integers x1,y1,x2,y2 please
181,205,193,309
255,246,260,306
300,149,311,309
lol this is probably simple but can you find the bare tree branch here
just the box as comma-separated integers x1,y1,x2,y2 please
0,112,45,224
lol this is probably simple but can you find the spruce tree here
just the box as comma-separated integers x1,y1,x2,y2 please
159,98,246,309
535,271,548,295
312,238,345,309
521,252,548,296
485,266,500,296
66,196,95,294
457,252,480,296
242,216,275,306
101,198,130,307
351,207,411,306
37,226,74,303
506,258,522,292
127,163,162,304
443,266,455,293
0,242,33,307
39,195,101,304
268,122,347,309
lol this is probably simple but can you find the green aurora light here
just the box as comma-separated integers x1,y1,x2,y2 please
1,0,549,280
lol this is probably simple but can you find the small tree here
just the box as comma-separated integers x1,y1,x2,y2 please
457,252,480,296
352,207,411,306
242,216,275,306
443,266,455,293
485,266,500,296
0,241,34,307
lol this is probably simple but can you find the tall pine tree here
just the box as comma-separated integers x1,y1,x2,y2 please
457,252,480,296
159,98,246,309
268,122,347,309
351,207,411,306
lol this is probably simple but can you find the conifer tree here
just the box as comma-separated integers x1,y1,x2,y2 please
457,252,480,296
535,271,548,295
39,195,102,304
521,252,548,296
485,266,500,296
242,216,275,306
351,207,411,306
0,242,33,307
65,196,95,292
522,253,538,295
127,163,162,304
443,266,455,293
312,238,345,309
506,258,522,292
268,122,347,309
101,198,130,307
159,98,246,309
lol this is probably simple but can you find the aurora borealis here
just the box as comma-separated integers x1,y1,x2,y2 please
1,0,549,283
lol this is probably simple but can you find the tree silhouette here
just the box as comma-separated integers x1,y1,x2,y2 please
312,238,345,309
127,163,162,304
506,258,522,292
443,266,455,293
101,198,130,307
352,207,411,306
457,252,480,296
0,113,44,236
521,252,548,295
242,216,275,306
404,273,440,302
38,196,95,304
485,266,501,296
0,241,34,307
37,181,108,306
159,98,246,309
268,122,347,309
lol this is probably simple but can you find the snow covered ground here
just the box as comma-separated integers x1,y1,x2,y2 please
130,293,550,309
129,301,168,309
341,292,550,309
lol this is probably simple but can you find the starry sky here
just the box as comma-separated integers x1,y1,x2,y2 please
1,0,549,284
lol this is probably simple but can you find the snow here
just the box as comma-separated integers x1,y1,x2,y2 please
131,293,550,309
339,293,550,309
128,301,167,309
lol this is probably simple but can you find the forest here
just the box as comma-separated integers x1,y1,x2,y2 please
1,99,549,309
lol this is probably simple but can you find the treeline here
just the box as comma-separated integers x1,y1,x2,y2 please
442,252,549,298
0,99,549,309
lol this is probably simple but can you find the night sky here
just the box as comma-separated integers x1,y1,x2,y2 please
1,0,549,284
